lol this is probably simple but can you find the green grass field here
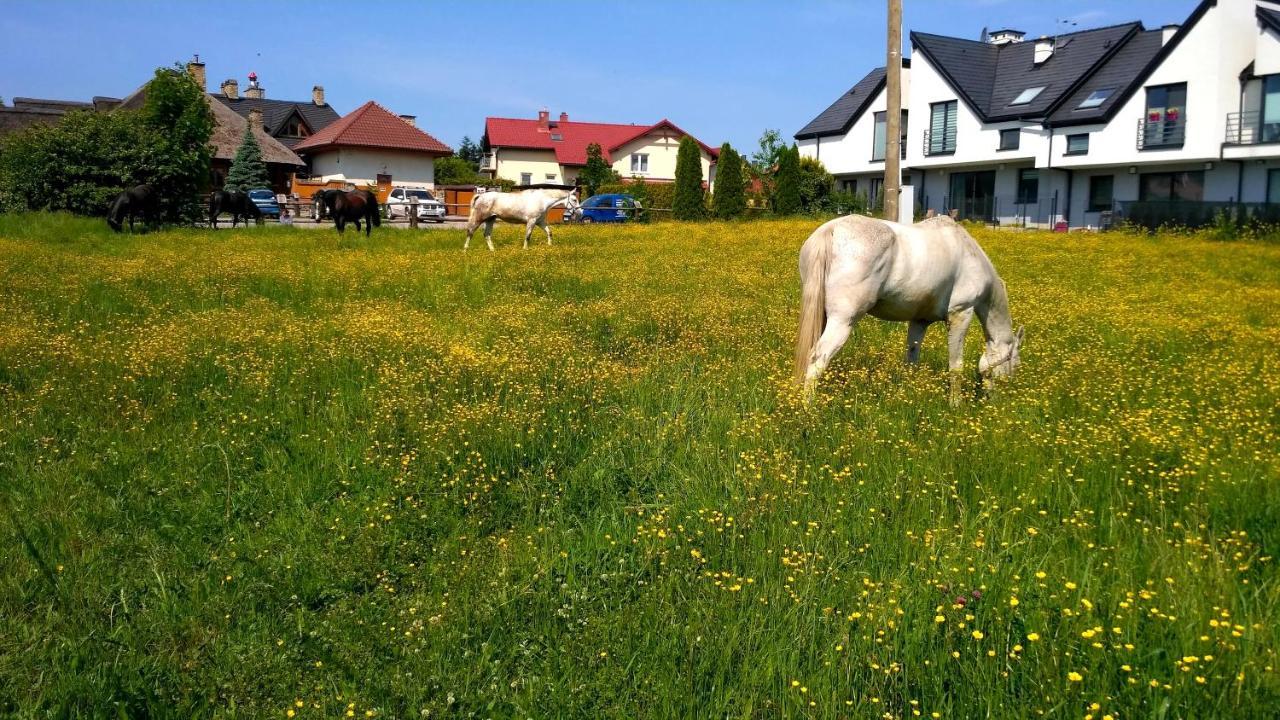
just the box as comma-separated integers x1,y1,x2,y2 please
1,213,1277,718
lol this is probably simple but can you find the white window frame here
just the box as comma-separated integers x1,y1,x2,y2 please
631,153,649,174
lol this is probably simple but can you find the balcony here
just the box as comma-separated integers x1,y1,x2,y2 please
1136,115,1186,150
923,129,956,157
1225,111,1280,145
479,153,496,171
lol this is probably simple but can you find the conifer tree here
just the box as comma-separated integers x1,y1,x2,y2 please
225,123,269,192
712,143,746,219
673,136,706,220
773,145,802,215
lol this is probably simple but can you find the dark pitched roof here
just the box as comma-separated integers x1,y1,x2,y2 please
211,95,341,148
912,22,1140,123
1046,0,1215,126
1260,6,1280,35
1046,30,1164,125
795,62,909,140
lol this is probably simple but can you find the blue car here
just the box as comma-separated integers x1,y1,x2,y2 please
578,193,640,223
247,188,281,219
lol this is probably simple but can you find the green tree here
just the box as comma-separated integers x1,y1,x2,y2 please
225,123,269,192
457,136,483,169
773,145,802,215
577,143,618,196
434,156,479,186
141,65,214,222
672,136,706,221
625,176,650,222
712,143,746,219
750,128,786,174
797,155,834,213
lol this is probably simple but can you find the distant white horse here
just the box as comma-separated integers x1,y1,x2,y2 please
796,214,1023,392
464,187,580,251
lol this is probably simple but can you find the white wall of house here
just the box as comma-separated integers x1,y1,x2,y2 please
1256,21,1280,75
309,148,437,188
611,132,713,182
905,52,1049,170
493,148,563,185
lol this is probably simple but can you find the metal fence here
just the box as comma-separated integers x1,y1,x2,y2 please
918,195,1060,228
1114,200,1280,230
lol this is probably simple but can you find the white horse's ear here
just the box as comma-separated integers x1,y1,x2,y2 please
1015,325,1025,346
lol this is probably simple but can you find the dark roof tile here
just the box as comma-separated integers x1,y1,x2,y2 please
795,67,888,139
212,95,341,148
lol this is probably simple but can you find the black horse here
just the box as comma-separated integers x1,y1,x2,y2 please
312,189,355,229
208,190,263,229
326,189,380,236
107,184,157,233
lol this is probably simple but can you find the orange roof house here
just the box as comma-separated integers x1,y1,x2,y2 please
481,110,718,187
295,101,452,189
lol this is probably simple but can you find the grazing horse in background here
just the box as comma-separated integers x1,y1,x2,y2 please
328,189,380,236
795,214,1023,396
465,186,580,250
106,184,157,232
208,190,263,229
313,189,363,233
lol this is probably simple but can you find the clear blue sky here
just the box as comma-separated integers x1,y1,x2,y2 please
1,0,1199,153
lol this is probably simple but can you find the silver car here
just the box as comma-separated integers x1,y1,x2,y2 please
386,187,447,222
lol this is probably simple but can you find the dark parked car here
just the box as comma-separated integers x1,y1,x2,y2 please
578,193,640,223
247,188,281,219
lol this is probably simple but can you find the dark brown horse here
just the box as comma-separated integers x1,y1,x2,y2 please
107,184,157,232
329,190,381,236
208,190,264,229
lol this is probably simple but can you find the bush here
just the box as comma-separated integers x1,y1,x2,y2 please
0,109,152,215
797,156,833,213
435,156,480,186
672,136,706,220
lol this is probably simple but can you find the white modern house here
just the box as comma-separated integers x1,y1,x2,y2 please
295,101,452,190
798,0,1280,228
796,59,916,206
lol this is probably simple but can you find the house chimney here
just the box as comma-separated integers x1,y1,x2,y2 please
399,114,416,126
537,109,550,131
312,85,325,106
1162,24,1180,45
221,79,239,100
248,108,264,131
186,55,206,91
244,72,264,99
1033,37,1055,64
559,112,569,123
988,29,1025,46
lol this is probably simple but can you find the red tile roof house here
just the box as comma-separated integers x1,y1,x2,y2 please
294,101,452,191
481,110,719,188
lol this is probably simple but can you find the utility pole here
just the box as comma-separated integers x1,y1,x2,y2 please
884,0,903,222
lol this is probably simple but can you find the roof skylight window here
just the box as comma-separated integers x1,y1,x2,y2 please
1010,86,1046,106
1077,88,1115,109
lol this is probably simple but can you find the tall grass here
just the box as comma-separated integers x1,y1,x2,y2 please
0,213,1277,718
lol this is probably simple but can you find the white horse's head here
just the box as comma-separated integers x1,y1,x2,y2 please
563,187,581,218
979,325,1024,380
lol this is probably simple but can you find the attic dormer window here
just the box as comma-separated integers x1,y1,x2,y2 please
281,119,310,138
551,133,563,141
1010,87,1046,106
1077,88,1115,109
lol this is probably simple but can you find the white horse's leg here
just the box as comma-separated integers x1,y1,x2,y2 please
523,219,536,249
947,308,975,404
906,320,930,364
484,218,496,252
463,222,474,250
539,217,553,245
804,311,856,386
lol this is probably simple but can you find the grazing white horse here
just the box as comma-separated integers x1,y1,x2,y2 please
464,187,580,251
796,214,1023,393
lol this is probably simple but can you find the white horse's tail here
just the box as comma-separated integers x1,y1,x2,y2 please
795,230,830,382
